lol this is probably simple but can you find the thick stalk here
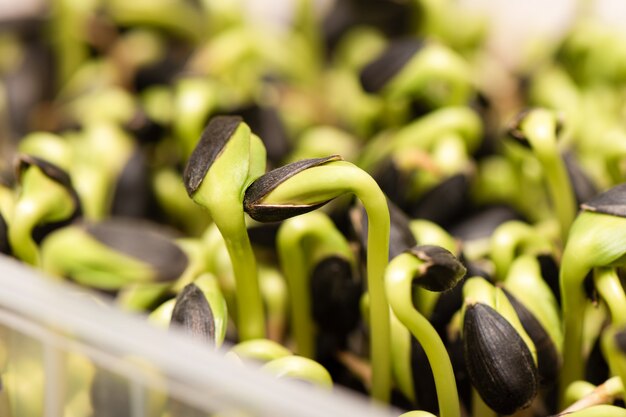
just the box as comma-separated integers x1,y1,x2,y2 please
542,149,576,244
264,161,391,402
354,173,392,403
220,214,264,341
559,258,589,407
386,254,460,417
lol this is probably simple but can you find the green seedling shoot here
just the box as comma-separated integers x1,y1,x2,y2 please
508,108,576,243
9,155,81,266
385,245,465,417
183,115,266,341
41,218,188,290
244,155,392,402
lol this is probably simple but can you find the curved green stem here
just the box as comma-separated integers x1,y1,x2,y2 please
265,161,391,402
515,109,576,244
10,169,76,266
560,251,592,406
594,267,626,326
386,253,460,417
221,214,264,341
490,220,553,281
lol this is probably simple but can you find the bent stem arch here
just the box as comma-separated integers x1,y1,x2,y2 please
246,159,391,402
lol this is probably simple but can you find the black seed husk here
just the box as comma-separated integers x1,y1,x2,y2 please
407,172,472,228
502,289,560,387
429,275,466,340
231,104,292,165
85,218,188,282
407,245,466,292
310,256,361,335
448,205,523,242
463,303,538,415
111,147,152,218
183,115,242,196
243,155,342,222
537,254,561,304
563,151,598,206
170,283,216,345
410,337,438,414
373,158,411,209
16,154,74,191
359,38,423,93
580,183,626,218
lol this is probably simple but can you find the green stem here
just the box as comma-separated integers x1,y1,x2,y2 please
518,109,576,244
542,149,576,244
358,177,392,403
560,258,590,407
594,267,626,326
261,161,391,402
386,253,460,417
221,215,264,341
8,198,42,265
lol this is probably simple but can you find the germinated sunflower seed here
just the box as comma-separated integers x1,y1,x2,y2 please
310,256,361,335
359,38,424,93
243,155,342,222
507,108,564,147
407,172,472,227
580,183,626,217
183,115,243,196
232,104,292,165
15,154,83,241
170,283,216,346
15,154,81,214
407,245,466,292
85,218,188,282
111,148,152,218
463,302,538,415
